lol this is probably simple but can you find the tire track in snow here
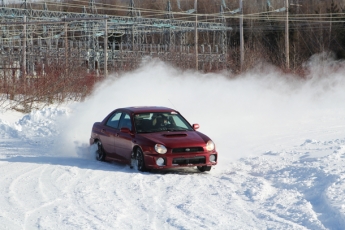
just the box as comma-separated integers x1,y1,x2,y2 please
52,165,106,229
0,163,33,229
326,175,345,226
3,162,58,229
49,162,132,229
239,138,345,230
297,139,345,229
217,165,317,229
7,163,67,229
8,164,46,208
22,164,75,229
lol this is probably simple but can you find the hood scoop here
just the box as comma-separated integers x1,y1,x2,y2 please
163,133,187,137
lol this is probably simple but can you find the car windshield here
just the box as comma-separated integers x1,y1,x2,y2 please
134,112,194,133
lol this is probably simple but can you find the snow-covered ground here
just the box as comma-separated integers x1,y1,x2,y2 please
1,55,345,229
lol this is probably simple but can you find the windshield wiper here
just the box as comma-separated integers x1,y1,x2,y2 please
165,128,176,131
166,128,189,132
138,131,155,133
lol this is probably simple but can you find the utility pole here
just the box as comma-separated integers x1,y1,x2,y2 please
22,15,26,78
285,0,289,70
240,0,244,71
104,18,108,78
64,16,68,75
195,0,198,71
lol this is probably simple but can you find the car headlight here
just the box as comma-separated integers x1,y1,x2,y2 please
206,140,215,151
155,144,167,154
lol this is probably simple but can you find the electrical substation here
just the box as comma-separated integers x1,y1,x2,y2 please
0,0,232,79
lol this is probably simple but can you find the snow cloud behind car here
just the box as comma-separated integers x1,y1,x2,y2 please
54,55,345,168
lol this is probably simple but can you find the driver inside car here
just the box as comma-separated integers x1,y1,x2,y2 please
153,115,168,128
162,117,168,126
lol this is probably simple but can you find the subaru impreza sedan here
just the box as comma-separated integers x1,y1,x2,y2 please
90,106,217,172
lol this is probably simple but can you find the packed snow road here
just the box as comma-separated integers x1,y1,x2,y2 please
1,58,345,229
1,134,345,229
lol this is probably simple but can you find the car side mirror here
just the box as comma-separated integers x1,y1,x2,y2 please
192,124,199,130
120,127,132,134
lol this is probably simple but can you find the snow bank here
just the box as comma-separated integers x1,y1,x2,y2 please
0,119,18,138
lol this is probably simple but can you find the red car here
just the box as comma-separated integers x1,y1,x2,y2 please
89,106,217,172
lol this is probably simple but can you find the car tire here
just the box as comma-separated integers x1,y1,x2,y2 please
136,148,146,172
96,141,106,161
197,166,211,172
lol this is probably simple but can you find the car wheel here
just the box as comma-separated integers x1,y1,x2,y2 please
197,166,211,172
136,148,146,172
96,141,105,161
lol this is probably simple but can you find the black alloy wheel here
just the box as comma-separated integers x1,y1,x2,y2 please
96,141,105,161
197,166,212,172
136,148,146,172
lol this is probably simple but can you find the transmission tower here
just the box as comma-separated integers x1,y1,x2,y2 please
165,0,174,20
20,0,31,10
127,0,139,17
43,2,48,11
219,4,225,23
89,0,97,14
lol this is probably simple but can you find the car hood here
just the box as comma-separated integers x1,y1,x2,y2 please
139,131,208,148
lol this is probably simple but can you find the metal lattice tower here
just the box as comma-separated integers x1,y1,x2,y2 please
165,0,174,20
20,0,31,10
89,0,97,14
219,4,225,23
127,0,139,17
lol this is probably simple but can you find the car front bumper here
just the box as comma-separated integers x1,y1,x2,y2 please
143,150,218,169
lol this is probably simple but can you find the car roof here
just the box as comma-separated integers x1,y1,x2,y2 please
119,106,178,114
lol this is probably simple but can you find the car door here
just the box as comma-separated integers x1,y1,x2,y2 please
115,113,134,163
101,111,122,159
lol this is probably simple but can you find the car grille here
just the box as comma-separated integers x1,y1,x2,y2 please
172,156,206,165
172,147,204,153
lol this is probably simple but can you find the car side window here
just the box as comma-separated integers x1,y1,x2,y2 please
106,112,122,129
119,113,132,130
